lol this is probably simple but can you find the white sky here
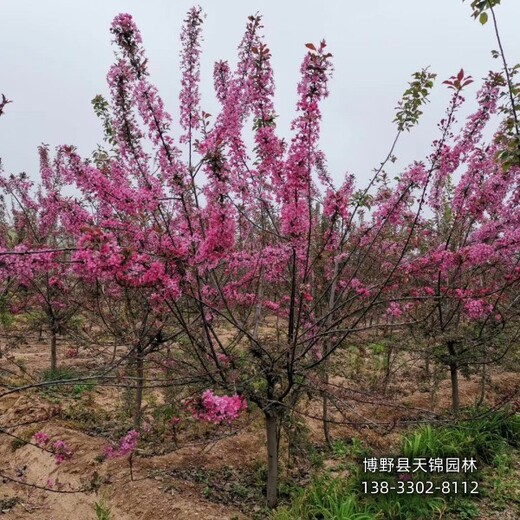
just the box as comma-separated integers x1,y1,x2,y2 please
1,0,520,188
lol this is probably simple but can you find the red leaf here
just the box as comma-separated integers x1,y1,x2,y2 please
305,43,316,51
457,69,464,82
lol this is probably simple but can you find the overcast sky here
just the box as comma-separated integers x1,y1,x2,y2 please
1,0,520,188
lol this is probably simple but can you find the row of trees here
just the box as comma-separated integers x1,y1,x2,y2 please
1,4,519,507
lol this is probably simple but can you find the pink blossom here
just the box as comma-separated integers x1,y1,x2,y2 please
464,299,489,320
186,390,247,425
386,302,403,318
51,440,73,465
103,430,140,459
33,432,50,447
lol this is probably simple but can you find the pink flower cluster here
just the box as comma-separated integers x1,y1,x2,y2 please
186,390,247,425
464,299,492,320
33,432,50,447
386,301,403,318
103,429,140,459
52,440,74,465
33,432,73,465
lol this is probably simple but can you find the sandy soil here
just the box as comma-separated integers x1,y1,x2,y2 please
1,338,518,519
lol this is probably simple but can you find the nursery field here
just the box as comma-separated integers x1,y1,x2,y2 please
1,1,520,519
1,332,519,519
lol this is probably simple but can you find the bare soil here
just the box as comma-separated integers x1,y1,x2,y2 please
1,339,518,519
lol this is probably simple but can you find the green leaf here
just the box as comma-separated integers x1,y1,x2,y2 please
479,12,488,25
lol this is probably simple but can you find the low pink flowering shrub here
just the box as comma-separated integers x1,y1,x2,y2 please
33,431,50,447
103,429,140,459
52,440,73,465
186,390,247,425
32,432,73,465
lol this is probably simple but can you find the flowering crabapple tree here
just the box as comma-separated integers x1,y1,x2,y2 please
0,147,81,372
1,5,517,509
50,9,456,507
387,70,520,413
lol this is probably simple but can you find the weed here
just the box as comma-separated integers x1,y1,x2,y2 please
0,497,20,513
331,437,369,460
41,366,77,381
72,382,95,397
308,446,324,469
232,483,248,498
331,439,349,458
401,415,511,465
366,492,446,520
446,498,479,519
94,499,112,520
272,475,377,520
10,437,27,451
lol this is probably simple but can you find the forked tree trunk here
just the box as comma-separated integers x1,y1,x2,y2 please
265,412,280,508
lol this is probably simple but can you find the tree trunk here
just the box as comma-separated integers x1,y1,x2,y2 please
265,412,280,508
322,258,338,447
476,361,487,408
449,362,460,414
383,344,393,396
50,321,58,372
322,370,332,448
447,341,460,414
133,345,144,430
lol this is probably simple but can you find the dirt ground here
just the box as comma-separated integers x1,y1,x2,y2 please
1,340,519,519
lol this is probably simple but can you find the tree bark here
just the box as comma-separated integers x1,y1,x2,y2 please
447,341,460,414
133,345,144,430
50,321,58,372
476,360,487,408
265,412,280,508
383,344,394,396
322,258,338,447
322,370,332,448
449,362,460,414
